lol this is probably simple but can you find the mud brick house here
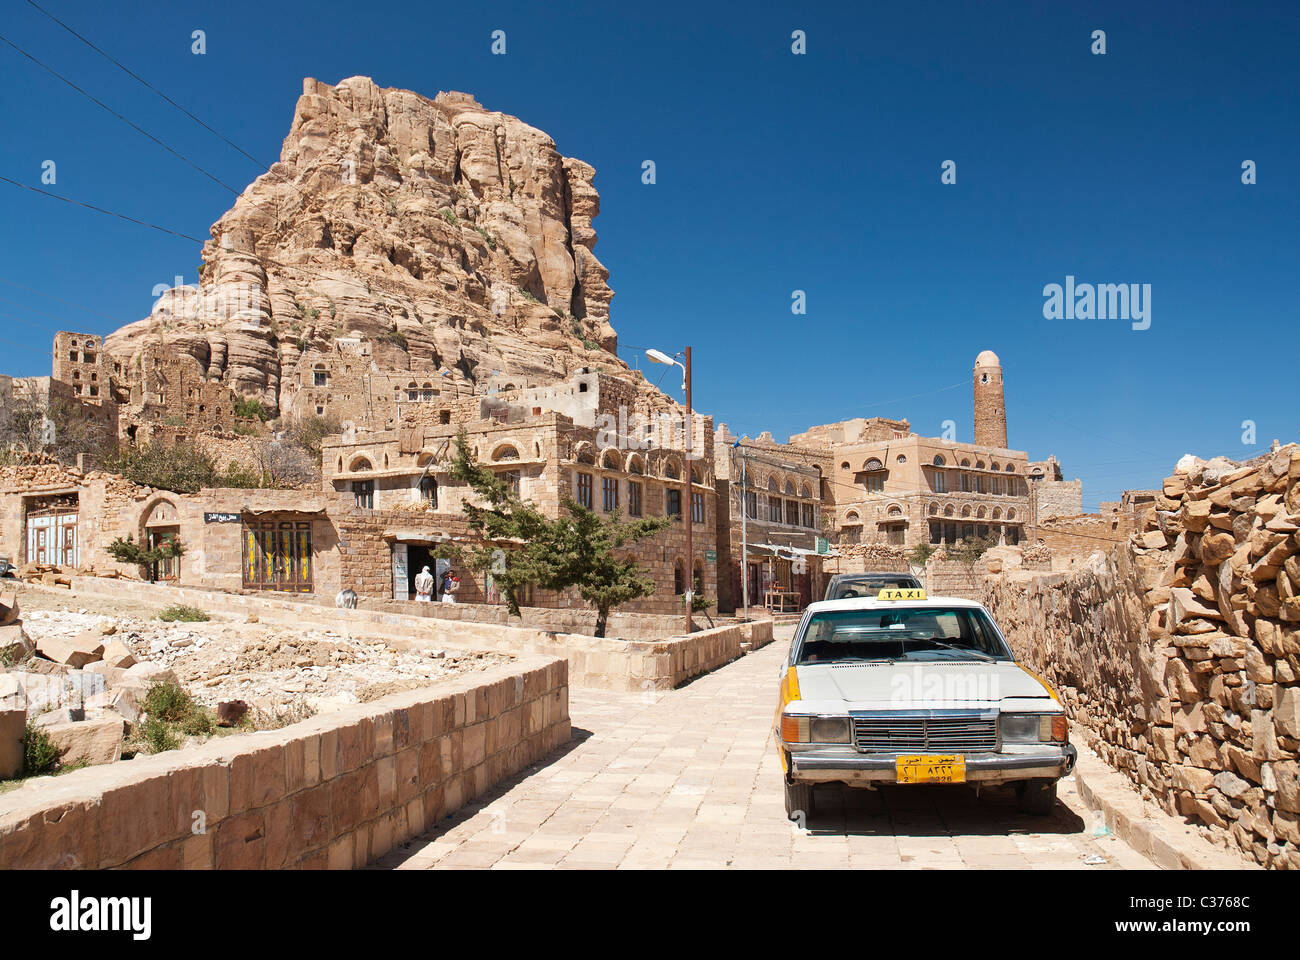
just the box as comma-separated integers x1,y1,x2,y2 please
322,369,719,614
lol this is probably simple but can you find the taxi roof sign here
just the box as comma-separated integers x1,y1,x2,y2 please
877,587,927,601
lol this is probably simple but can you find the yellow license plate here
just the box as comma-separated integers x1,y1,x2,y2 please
895,755,966,784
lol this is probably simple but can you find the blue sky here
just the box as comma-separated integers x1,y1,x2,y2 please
0,0,1296,509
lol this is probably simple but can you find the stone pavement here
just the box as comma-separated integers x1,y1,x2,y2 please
374,626,1156,870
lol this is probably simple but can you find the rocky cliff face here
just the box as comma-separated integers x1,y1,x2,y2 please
105,77,622,409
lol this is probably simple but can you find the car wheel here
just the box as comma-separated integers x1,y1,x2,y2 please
1017,779,1057,816
784,781,814,821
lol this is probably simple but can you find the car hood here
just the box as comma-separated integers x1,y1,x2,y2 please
793,659,1055,710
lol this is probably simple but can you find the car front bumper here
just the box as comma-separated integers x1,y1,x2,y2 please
788,743,1077,785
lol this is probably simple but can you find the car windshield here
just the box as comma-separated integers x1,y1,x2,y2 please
796,607,1010,663
829,577,917,599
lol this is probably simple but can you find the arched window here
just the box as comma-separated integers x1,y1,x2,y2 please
603,450,620,470
313,364,328,387
420,475,438,507
944,504,954,517
933,454,946,466
350,457,372,472
692,560,704,595
888,505,903,517
845,510,860,522
864,458,883,471
664,460,680,480
493,445,519,461
840,461,850,470
896,455,907,464
977,506,987,519
799,484,811,499
691,467,702,485
1005,463,1015,472
990,461,1000,471
627,455,645,476
992,507,1002,520
976,460,986,470
961,505,972,518
784,480,795,495
929,502,940,515
673,560,685,595
1007,508,1017,520
767,477,778,491
960,459,971,467
577,446,596,465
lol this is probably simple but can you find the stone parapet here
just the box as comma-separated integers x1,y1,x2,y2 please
0,654,569,869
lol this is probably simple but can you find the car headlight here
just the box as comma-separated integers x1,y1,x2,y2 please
1000,713,1068,743
809,716,851,744
781,715,852,744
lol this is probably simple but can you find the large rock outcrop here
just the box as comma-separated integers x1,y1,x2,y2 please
105,77,622,410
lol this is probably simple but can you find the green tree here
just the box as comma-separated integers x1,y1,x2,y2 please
908,542,936,567
447,431,670,637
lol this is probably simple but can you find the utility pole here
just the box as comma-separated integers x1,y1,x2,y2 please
740,445,749,619
683,346,693,636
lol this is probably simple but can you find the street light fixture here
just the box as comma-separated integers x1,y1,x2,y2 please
647,345,693,635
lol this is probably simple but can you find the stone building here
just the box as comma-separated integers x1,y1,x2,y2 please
319,368,719,614
780,350,1083,552
711,425,829,614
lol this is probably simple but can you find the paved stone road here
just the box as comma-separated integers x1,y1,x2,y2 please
376,627,1156,870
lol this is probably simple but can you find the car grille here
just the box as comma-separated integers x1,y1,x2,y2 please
852,715,997,753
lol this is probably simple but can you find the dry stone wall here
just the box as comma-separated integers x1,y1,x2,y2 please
983,445,1300,869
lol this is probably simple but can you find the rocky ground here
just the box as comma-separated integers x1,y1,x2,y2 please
13,583,511,716
0,582,514,780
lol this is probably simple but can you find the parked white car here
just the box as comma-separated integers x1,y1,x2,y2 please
775,589,1076,817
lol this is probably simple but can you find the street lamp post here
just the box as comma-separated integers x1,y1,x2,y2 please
647,346,693,635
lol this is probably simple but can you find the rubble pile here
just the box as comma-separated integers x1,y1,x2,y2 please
1,587,511,778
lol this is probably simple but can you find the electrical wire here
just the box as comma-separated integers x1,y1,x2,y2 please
0,30,239,194
24,0,266,168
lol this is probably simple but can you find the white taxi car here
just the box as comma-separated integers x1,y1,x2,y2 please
775,589,1076,817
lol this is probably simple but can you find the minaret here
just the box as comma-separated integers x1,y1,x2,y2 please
973,350,1007,448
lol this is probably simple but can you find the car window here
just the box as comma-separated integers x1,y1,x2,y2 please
827,576,919,600
797,607,1010,664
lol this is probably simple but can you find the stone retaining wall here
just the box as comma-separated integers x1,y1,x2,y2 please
981,445,1300,870
357,596,736,641
0,655,570,869
49,577,773,692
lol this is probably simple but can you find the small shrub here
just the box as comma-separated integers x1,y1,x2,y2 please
138,716,180,754
22,720,60,775
441,208,458,226
141,678,197,722
518,287,539,303
157,604,209,623
179,709,215,737
234,397,272,421
382,330,408,350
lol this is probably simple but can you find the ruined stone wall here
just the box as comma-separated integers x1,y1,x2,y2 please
983,445,1300,870
1033,478,1084,520
1035,512,1128,559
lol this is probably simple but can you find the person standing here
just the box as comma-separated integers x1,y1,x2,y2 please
414,565,434,602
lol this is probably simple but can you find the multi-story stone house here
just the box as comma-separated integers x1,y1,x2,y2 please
711,425,829,614
320,369,719,614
